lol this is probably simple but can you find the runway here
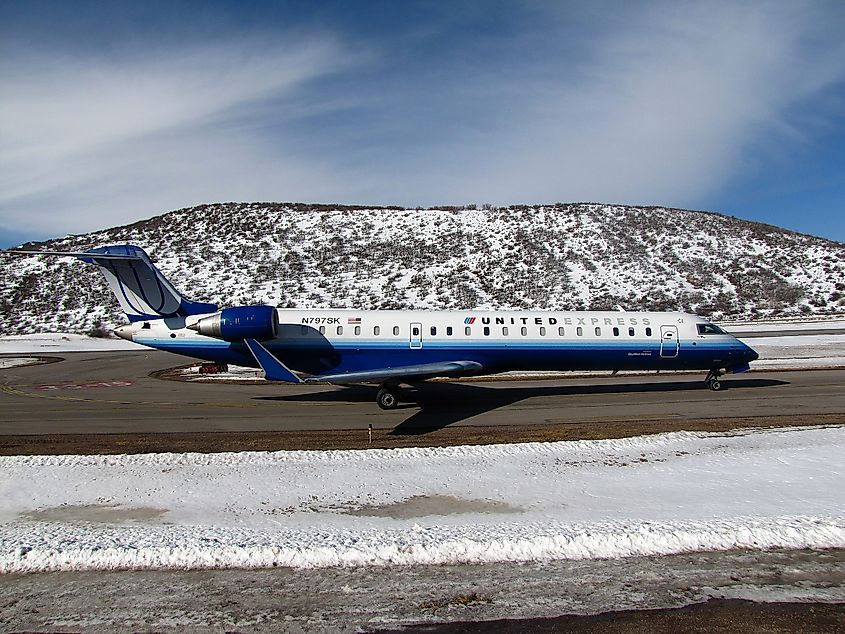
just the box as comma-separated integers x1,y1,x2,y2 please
1,350,843,439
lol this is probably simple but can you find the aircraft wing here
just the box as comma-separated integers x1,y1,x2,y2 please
244,338,483,385
304,360,484,385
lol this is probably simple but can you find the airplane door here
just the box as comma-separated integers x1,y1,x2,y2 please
410,322,423,349
660,325,679,358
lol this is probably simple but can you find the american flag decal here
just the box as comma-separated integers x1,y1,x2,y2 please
348,317,361,325
464,317,476,324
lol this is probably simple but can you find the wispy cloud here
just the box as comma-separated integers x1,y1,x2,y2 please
0,34,358,234
1,1,844,241
396,2,845,208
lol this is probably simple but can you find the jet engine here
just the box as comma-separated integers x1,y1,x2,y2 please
187,306,279,341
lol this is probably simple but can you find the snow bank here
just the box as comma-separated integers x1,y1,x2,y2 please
2,426,844,572
0,333,143,353
745,334,845,369
723,318,845,333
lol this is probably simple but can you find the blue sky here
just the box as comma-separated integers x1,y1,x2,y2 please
1,0,844,247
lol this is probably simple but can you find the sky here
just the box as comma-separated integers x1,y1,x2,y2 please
1,0,844,247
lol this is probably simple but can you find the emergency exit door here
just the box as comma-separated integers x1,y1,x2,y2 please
410,322,423,349
660,325,679,358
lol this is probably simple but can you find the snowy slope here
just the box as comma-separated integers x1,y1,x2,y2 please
1,202,843,335
1,426,843,572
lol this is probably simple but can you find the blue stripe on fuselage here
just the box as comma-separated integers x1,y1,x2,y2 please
135,337,752,375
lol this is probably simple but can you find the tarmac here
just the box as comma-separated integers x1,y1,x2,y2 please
1,350,844,439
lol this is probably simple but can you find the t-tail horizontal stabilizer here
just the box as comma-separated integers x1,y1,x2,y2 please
3,244,218,322
243,339,302,383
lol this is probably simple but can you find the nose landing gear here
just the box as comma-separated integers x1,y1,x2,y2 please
704,368,723,391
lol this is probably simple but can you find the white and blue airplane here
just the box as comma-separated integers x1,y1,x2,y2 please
6,244,758,409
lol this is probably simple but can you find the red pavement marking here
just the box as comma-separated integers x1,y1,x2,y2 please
34,381,133,391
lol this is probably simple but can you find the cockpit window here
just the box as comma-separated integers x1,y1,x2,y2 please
697,323,727,335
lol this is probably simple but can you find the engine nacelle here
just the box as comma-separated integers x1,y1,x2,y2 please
188,306,279,341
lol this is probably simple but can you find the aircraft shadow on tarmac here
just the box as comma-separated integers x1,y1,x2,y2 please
256,377,789,436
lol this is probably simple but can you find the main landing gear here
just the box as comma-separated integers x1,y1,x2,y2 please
704,368,723,391
376,383,402,410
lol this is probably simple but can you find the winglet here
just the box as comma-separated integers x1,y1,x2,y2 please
244,338,302,383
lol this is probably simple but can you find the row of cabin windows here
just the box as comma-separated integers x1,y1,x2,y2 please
315,325,654,338
481,326,652,337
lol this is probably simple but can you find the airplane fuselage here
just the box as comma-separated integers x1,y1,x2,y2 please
123,308,758,378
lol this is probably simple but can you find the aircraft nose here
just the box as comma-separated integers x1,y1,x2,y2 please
114,325,133,341
743,342,759,362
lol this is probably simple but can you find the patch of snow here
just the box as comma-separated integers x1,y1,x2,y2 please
723,318,845,333
747,334,845,369
0,357,43,369
1,426,844,572
0,334,144,353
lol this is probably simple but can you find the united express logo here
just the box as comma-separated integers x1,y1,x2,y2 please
463,314,651,326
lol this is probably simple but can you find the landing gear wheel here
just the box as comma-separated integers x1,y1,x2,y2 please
705,369,724,391
376,387,400,410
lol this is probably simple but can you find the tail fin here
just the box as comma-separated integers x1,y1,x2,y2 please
5,244,217,322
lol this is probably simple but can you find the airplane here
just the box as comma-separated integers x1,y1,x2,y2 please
3,244,759,409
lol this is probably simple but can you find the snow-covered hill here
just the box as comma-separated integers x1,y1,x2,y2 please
1,202,843,334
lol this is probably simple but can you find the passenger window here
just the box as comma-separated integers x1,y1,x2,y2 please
558,327,564,336
465,326,471,336
337,326,343,335
577,326,583,336
521,326,527,336
645,327,652,337
446,326,453,336
393,326,400,336
595,327,601,336
431,326,437,336
539,327,546,336
319,325,326,335
503,327,509,336
354,326,361,336
613,327,619,337
483,326,490,336
628,327,635,337
374,326,380,335
412,326,420,336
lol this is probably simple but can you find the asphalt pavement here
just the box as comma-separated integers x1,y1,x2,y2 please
1,350,843,436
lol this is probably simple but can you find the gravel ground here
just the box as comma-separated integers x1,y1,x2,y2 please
1,413,843,455
2,548,843,633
